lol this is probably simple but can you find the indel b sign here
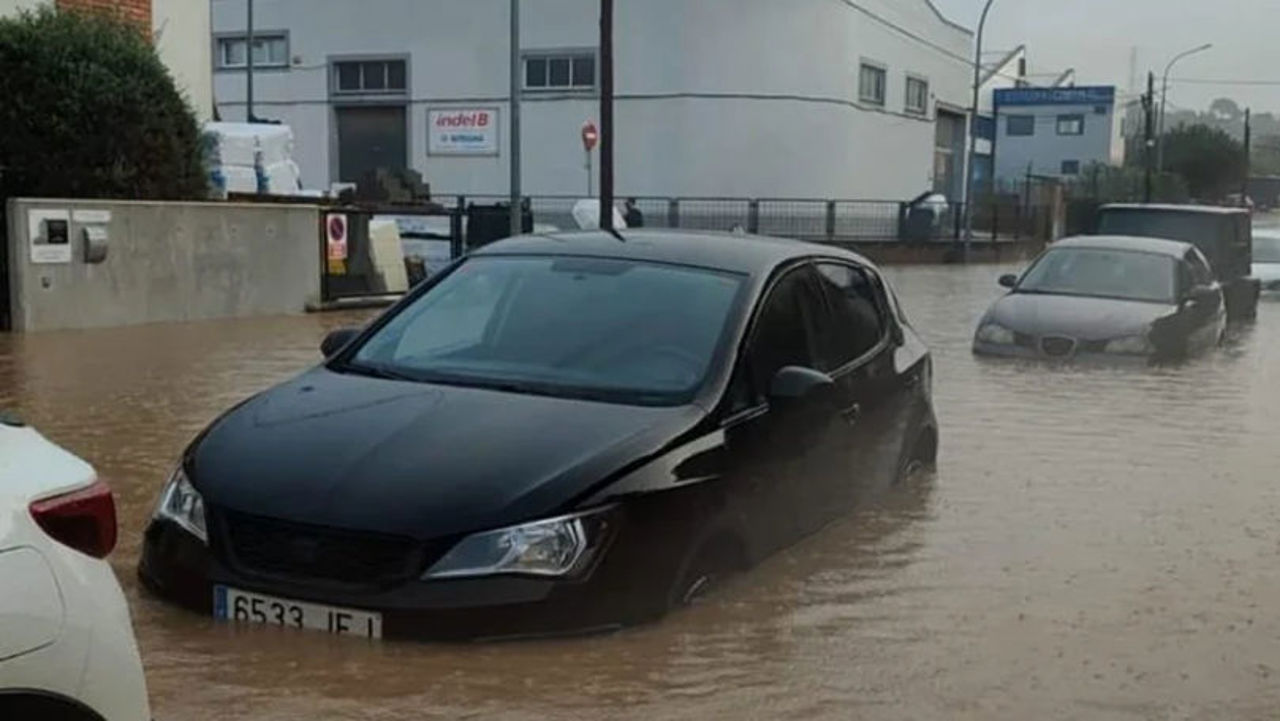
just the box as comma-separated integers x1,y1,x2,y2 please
428,108,500,156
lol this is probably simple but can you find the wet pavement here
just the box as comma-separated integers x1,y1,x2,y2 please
5,224,1280,719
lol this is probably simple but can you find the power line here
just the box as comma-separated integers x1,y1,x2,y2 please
1169,77,1280,87
832,0,1026,84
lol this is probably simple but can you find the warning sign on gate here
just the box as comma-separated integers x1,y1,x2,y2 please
326,213,349,261
326,213,349,275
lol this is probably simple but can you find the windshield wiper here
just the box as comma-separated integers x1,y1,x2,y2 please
337,361,421,383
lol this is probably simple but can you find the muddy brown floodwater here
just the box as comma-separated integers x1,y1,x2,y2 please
5,247,1280,720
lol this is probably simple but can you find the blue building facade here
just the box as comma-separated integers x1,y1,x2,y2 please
993,86,1120,186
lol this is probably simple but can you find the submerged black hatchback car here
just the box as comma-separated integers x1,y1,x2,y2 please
140,230,937,641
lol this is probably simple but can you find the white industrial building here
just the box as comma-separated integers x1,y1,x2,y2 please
211,0,973,201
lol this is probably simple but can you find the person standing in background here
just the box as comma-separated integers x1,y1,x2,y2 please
624,198,645,228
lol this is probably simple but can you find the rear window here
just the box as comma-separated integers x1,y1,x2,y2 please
1097,210,1225,247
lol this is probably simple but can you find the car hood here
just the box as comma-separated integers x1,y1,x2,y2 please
190,367,704,540
1252,262,1280,283
984,292,1176,340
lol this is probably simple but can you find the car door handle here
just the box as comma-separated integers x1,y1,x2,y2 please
840,403,862,424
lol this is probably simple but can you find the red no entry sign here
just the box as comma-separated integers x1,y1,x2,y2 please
326,213,349,261
581,120,599,152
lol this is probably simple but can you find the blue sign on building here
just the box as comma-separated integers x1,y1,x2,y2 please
994,86,1116,107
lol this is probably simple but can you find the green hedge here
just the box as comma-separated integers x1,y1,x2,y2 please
0,7,207,201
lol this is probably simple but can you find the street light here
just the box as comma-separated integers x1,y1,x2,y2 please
1157,43,1212,172
961,0,997,256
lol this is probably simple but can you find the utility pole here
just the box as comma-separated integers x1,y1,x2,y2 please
1143,71,1154,203
1242,107,1252,206
246,0,255,122
509,0,523,237
599,0,615,231
962,0,997,257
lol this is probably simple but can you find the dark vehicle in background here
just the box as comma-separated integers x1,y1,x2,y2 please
974,236,1226,361
1251,228,1280,292
1096,204,1259,320
140,230,938,641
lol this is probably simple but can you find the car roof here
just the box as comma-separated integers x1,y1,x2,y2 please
1054,234,1195,257
1100,203,1250,217
470,229,873,275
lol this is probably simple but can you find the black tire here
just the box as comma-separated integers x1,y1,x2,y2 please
896,427,938,485
0,694,105,721
667,534,744,609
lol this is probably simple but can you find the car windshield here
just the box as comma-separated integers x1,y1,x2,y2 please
345,256,745,405
1254,234,1280,263
1017,248,1177,303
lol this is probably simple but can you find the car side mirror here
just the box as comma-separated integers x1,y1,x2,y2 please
769,366,837,410
321,327,361,357
1184,285,1217,308
998,274,1018,289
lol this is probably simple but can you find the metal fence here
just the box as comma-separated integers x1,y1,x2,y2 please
436,194,1019,244
315,194,1051,303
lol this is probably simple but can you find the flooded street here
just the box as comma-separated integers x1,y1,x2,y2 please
5,244,1280,720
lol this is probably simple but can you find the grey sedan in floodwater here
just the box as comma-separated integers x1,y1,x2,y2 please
974,236,1226,361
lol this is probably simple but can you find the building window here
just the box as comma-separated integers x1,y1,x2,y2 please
1006,115,1034,136
333,59,408,94
217,34,288,70
859,63,886,106
1056,114,1085,136
524,51,596,91
1061,160,1081,175
905,76,929,115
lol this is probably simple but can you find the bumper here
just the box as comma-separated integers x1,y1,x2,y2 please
972,340,1150,363
138,517,666,641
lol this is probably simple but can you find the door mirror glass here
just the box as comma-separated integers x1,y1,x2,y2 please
769,366,837,408
1185,285,1217,307
321,327,362,357
999,274,1019,289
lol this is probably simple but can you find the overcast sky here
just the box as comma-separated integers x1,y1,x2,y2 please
931,0,1280,114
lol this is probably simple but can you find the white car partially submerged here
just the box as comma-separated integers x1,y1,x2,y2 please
1253,228,1280,291
0,414,149,721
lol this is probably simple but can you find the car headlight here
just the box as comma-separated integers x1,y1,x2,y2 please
152,466,207,543
1104,334,1154,355
425,507,615,579
976,322,1016,345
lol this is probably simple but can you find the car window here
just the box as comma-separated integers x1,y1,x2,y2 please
812,263,888,370
746,267,822,397
351,256,746,405
1186,250,1213,287
1018,248,1178,304
390,263,509,359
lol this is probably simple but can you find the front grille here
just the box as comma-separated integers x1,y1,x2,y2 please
1040,336,1076,358
217,510,428,587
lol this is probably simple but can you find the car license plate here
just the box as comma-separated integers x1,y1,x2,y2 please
213,586,382,640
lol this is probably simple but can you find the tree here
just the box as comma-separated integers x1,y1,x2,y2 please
1254,136,1280,177
0,7,207,203
1161,124,1246,201
1208,98,1243,124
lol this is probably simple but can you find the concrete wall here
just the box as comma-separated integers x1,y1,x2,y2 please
153,0,213,120
210,0,972,200
6,199,321,332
